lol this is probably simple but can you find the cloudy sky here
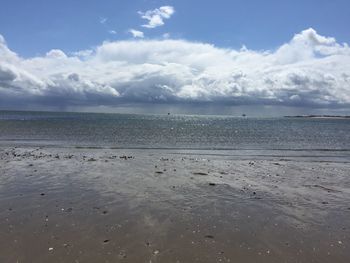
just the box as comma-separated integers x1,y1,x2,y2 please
0,0,350,115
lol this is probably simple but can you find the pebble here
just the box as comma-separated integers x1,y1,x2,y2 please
193,172,208,176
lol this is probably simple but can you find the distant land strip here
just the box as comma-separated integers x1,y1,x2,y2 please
284,115,350,119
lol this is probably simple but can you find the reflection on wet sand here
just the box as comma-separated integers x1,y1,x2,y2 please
0,147,349,262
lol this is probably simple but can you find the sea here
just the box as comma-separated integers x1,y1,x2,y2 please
0,110,350,154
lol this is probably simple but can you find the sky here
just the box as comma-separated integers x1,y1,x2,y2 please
0,0,350,115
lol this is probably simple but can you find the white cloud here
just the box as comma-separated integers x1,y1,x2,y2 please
71,49,93,58
128,29,144,38
108,30,117,35
138,6,175,29
0,28,350,109
100,17,108,24
162,33,170,39
46,49,67,59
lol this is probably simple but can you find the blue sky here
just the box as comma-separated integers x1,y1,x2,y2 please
0,0,350,115
1,0,350,57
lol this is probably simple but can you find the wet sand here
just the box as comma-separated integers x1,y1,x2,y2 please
0,146,349,262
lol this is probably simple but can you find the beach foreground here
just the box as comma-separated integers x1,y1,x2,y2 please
0,147,349,263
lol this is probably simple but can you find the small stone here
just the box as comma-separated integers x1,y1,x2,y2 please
49,247,54,251
193,172,208,176
119,251,127,258
209,183,216,186
205,235,214,239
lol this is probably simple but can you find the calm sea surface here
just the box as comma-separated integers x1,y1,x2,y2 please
0,110,350,151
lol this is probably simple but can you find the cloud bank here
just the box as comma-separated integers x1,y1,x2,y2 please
0,28,350,109
138,6,175,29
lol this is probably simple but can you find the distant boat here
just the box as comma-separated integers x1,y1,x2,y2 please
242,114,246,117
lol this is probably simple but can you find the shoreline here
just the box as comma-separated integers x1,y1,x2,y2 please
1,146,349,262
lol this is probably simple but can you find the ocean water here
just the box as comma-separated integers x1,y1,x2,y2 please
0,110,350,151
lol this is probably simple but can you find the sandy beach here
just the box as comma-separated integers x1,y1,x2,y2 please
0,146,349,262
